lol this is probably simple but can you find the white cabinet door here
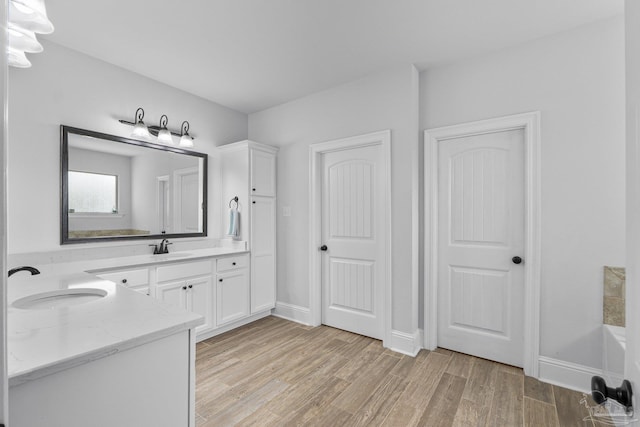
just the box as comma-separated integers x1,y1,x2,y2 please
186,276,214,334
156,280,187,309
250,149,276,197
251,196,276,313
216,270,249,326
157,277,214,337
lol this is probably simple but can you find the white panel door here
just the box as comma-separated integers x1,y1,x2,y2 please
174,167,200,233
438,129,525,367
250,149,276,197
250,196,276,313
321,144,384,339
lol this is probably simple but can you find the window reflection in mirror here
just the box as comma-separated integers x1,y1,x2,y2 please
61,126,208,244
68,171,118,214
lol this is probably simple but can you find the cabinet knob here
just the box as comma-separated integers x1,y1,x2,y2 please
232,262,236,265
219,278,223,282
189,285,193,289
252,201,256,204
252,188,256,191
122,279,127,284
182,286,187,290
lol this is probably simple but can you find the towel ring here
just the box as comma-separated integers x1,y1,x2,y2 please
229,196,239,209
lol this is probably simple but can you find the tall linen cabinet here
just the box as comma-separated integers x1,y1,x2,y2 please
219,140,278,314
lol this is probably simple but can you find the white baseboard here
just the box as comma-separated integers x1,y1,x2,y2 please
387,329,423,357
197,310,271,342
538,356,603,393
272,301,312,326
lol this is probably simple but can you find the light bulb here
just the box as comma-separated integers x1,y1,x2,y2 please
12,2,34,14
9,0,54,34
7,47,31,68
179,134,194,148
132,121,150,139
8,23,43,53
158,128,174,144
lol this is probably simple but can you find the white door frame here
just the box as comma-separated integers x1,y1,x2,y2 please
424,112,541,377
309,130,392,345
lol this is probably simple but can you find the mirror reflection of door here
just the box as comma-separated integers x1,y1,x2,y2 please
157,175,170,234
173,167,200,233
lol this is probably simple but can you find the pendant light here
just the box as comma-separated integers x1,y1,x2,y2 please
7,48,31,68
157,115,174,144
131,108,150,139
7,0,54,68
179,121,194,148
8,23,43,53
9,0,54,34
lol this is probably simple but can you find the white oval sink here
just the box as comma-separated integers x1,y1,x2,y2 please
12,288,108,310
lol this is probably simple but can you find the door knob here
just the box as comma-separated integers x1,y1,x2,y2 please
512,256,523,265
320,245,328,251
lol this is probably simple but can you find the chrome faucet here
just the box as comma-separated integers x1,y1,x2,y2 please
150,239,172,255
8,266,41,277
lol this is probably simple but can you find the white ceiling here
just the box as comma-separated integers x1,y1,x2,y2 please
43,0,624,114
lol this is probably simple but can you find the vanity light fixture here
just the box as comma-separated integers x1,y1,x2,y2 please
130,108,151,139
118,109,196,147
7,0,54,68
157,115,174,144
179,121,194,148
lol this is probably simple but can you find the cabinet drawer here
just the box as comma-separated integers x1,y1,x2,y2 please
96,268,149,288
217,254,249,272
157,260,213,282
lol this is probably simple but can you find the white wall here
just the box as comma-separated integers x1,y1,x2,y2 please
421,17,625,369
8,40,247,255
249,64,420,334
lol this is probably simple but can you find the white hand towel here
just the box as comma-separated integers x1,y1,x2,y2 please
227,208,239,238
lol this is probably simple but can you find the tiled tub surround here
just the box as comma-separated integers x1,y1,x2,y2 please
603,266,625,327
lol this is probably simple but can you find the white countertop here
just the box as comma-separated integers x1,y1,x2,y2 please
7,247,246,386
50,246,249,275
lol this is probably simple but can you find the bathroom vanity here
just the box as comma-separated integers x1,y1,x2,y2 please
7,272,203,427
89,248,266,341
6,246,272,427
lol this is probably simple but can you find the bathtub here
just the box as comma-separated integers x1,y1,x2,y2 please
603,324,626,385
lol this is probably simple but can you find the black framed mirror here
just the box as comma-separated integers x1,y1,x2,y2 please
61,125,208,244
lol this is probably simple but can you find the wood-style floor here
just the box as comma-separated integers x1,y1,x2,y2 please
195,316,599,426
